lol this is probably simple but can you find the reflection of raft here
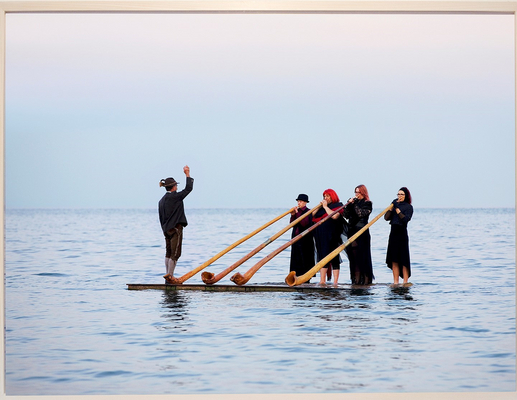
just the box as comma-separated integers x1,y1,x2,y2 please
126,283,409,292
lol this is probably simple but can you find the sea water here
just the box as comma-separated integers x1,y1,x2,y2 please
4,208,516,395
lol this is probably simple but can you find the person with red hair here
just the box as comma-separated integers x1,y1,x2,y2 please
384,187,414,284
312,189,344,285
343,184,374,285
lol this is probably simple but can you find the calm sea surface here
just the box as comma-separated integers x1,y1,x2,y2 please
4,208,516,395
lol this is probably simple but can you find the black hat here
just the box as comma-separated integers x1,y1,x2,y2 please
296,194,309,202
160,177,180,188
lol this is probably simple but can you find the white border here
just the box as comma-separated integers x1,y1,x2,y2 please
0,1,515,400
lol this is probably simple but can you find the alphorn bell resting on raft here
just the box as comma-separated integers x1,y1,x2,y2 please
167,208,295,285
285,203,394,286
231,204,346,285
202,204,323,285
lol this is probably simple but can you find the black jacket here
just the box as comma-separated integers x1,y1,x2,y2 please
344,199,372,233
385,200,413,227
158,177,194,233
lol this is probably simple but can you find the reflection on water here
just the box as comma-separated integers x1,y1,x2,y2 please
387,285,414,301
161,291,188,313
161,291,189,324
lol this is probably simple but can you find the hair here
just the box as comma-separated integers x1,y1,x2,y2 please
159,179,175,191
355,184,370,201
399,187,412,204
323,188,340,203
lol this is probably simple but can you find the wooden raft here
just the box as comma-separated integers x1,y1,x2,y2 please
126,283,400,292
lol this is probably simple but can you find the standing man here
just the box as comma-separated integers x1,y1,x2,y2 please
159,165,193,284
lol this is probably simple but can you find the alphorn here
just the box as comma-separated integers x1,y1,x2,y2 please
231,204,346,285
285,203,394,286
202,204,323,285
167,208,294,285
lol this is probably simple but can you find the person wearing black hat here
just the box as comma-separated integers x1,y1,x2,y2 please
158,165,194,284
289,194,315,281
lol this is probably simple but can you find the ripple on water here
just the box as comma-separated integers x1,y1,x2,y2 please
4,208,516,395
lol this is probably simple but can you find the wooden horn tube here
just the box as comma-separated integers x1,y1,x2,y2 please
203,204,322,285
202,243,269,284
285,203,394,286
231,204,345,286
166,207,294,285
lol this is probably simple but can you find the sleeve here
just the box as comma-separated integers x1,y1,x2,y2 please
177,177,194,200
384,209,393,221
354,201,372,218
398,203,413,222
291,209,312,227
312,207,327,223
343,202,353,219
330,202,345,216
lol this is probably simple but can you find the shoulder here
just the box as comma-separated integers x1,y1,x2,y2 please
359,199,372,208
402,202,413,211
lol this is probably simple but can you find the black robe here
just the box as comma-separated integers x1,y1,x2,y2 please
385,200,414,278
289,206,315,277
344,199,374,284
313,202,344,274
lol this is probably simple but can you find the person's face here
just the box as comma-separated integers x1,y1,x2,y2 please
355,188,363,200
323,193,332,203
297,200,307,208
397,190,405,202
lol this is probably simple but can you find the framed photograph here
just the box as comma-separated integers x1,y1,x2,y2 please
1,2,515,400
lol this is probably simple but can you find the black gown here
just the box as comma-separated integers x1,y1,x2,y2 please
344,199,374,284
313,202,344,276
385,200,414,278
289,206,315,277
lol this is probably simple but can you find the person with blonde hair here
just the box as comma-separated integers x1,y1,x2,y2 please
343,184,374,285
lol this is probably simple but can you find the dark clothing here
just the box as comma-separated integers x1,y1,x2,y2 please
344,199,372,231
385,200,413,277
313,202,344,272
165,224,183,260
289,206,315,277
158,177,194,234
385,200,413,227
344,199,374,284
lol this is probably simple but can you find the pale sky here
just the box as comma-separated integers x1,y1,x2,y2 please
5,12,515,209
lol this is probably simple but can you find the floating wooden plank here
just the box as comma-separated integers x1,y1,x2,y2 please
126,283,407,292
126,283,335,292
